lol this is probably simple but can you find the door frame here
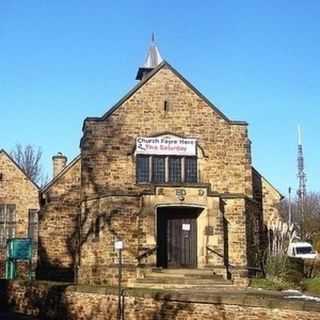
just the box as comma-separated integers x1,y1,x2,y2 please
155,204,205,269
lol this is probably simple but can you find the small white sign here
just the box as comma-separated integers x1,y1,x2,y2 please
182,224,191,231
136,136,196,156
114,240,123,250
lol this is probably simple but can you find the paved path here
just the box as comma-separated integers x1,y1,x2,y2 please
0,312,37,319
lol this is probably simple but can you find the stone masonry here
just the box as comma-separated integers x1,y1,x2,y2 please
0,150,40,278
2,281,320,320
38,156,81,282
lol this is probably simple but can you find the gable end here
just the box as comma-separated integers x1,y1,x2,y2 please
82,61,248,132
0,149,40,190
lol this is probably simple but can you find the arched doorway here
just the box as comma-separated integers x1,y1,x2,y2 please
156,206,203,268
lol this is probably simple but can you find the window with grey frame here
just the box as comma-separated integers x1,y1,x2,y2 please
169,156,182,183
184,157,197,183
0,204,16,248
28,209,38,253
136,155,197,184
152,156,166,183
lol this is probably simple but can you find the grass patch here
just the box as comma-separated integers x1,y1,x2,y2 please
250,277,296,291
303,277,320,295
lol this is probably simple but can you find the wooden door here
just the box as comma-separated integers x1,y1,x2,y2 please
167,214,197,268
157,207,198,268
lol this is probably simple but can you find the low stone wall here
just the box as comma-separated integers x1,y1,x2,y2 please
1,280,320,320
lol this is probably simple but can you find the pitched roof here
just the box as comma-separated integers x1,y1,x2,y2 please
83,61,247,130
252,166,284,199
41,154,80,192
0,149,40,190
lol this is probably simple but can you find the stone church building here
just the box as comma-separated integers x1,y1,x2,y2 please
39,40,282,286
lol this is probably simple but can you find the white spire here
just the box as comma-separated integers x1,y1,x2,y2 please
142,33,163,68
136,33,163,80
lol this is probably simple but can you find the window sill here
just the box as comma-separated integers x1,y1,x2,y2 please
136,182,206,188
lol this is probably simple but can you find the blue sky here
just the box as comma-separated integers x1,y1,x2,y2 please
1,1,319,195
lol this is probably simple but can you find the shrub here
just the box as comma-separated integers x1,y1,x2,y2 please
250,277,295,291
302,277,320,295
265,255,304,284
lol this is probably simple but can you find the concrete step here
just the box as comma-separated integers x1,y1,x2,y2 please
131,282,233,290
150,268,222,279
151,268,214,275
136,277,230,285
134,268,233,289
144,272,222,280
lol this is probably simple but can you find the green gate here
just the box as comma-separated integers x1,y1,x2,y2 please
5,238,33,280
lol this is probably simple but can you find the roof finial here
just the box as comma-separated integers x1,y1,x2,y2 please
152,32,155,43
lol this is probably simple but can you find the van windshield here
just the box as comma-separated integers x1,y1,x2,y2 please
296,247,313,254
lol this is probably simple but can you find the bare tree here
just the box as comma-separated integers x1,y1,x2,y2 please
11,144,44,185
279,192,320,242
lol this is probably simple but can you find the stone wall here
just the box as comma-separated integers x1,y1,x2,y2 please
245,198,263,273
251,167,283,227
2,280,320,320
38,157,81,282
0,150,39,278
261,177,283,226
79,195,141,285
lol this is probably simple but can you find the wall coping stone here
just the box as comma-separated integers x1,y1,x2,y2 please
69,285,320,312
6,280,318,313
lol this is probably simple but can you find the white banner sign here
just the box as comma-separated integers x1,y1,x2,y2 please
136,136,196,156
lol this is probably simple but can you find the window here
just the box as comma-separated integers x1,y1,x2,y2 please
152,156,166,183
94,215,104,240
136,156,197,184
169,157,181,183
296,246,313,254
0,204,16,247
28,209,38,252
136,155,149,183
185,157,197,183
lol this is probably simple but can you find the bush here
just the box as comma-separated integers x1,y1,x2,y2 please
250,277,295,291
302,277,320,295
265,255,303,285
265,255,288,278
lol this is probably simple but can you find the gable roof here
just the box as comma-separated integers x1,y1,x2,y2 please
0,149,40,190
82,61,248,130
41,154,81,193
252,166,284,200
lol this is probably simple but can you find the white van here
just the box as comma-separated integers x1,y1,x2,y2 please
287,242,317,259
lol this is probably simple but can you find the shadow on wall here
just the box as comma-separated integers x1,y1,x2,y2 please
37,114,157,284
0,280,9,311
37,192,81,283
152,293,227,320
246,172,266,277
37,236,76,282
0,281,71,319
